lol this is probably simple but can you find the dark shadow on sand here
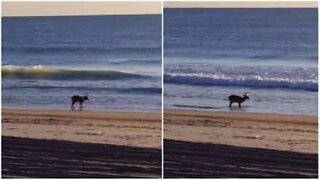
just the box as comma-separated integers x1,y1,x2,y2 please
164,139,318,178
2,136,161,178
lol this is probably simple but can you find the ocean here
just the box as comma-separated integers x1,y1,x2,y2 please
2,15,161,111
164,8,318,115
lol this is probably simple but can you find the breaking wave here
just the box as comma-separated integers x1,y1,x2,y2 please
164,64,318,91
2,65,147,80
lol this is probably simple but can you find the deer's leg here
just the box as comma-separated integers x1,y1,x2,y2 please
79,102,83,111
229,101,232,107
238,102,241,107
71,102,75,111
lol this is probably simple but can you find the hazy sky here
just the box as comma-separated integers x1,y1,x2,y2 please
2,1,162,17
164,1,318,8
2,1,317,17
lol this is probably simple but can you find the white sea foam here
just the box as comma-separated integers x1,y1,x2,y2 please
164,64,318,91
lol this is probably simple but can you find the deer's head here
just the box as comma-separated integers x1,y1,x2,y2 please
243,93,249,100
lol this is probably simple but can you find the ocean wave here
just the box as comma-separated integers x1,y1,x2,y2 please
164,64,318,91
109,59,161,65
116,87,161,94
2,65,146,80
3,84,161,95
3,46,161,54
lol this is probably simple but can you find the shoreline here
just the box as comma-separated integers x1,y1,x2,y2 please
2,108,161,149
3,108,161,120
2,106,161,114
164,109,317,154
165,109,317,124
166,104,318,117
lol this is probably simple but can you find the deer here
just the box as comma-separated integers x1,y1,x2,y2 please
71,95,89,111
228,93,249,108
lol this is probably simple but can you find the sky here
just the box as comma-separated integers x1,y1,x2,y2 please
164,1,318,8
2,1,317,17
2,1,162,17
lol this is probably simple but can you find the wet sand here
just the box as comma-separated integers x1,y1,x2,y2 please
164,139,317,178
164,109,318,178
2,108,161,178
2,136,161,178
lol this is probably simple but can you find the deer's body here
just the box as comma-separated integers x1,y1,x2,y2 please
71,95,89,111
228,94,249,107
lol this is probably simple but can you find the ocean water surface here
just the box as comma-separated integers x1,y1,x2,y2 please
164,8,318,115
2,15,161,111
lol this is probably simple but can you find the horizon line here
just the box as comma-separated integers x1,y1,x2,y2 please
164,1,318,8
164,7,317,9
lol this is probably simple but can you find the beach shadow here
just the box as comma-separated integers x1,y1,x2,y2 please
2,136,161,178
164,139,318,178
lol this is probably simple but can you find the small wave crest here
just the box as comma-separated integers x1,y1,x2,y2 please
3,84,161,95
3,46,161,55
164,64,318,91
2,65,145,80
109,59,161,65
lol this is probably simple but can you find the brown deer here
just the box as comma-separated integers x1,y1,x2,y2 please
228,93,249,108
71,95,89,111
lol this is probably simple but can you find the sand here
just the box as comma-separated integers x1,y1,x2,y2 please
164,109,318,178
164,139,318,178
164,109,317,154
2,136,161,178
2,108,162,178
2,108,318,178
2,108,161,148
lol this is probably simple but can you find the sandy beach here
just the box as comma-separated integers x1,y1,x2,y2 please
164,109,318,178
2,108,161,178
